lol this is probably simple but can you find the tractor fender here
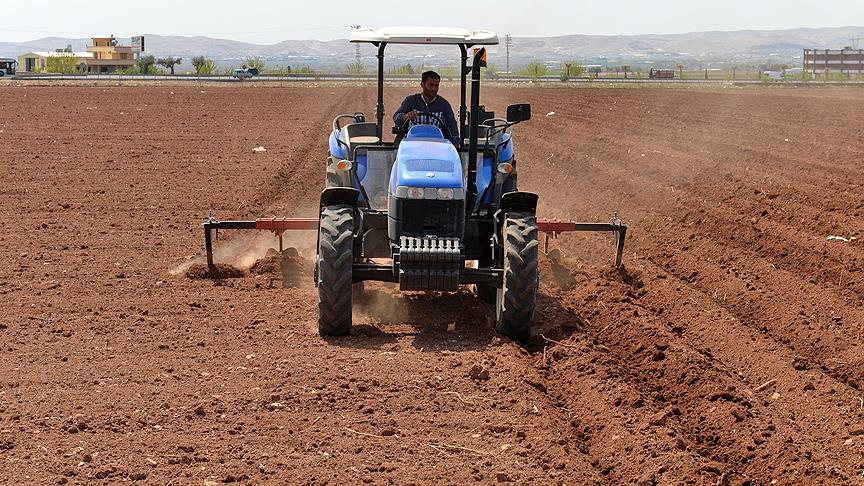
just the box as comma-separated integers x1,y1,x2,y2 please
320,187,360,208
500,191,538,215
491,191,539,269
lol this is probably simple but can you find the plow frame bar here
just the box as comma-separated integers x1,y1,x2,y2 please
202,213,628,270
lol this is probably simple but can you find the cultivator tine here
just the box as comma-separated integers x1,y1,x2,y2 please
611,212,627,269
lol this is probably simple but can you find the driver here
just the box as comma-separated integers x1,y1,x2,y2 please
393,71,460,146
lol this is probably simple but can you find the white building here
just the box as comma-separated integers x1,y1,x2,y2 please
18,51,93,72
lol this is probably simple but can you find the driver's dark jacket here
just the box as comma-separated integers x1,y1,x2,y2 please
393,94,460,145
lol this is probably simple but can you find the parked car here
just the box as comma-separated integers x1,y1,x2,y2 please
232,68,259,79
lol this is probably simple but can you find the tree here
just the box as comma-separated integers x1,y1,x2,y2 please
345,61,366,74
157,56,182,75
137,55,156,74
483,62,500,80
560,61,584,81
45,54,78,74
438,65,457,77
677,64,684,80
191,55,215,75
621,64,631,79
245,57,265,72
520,62,547,80
388,63,415,75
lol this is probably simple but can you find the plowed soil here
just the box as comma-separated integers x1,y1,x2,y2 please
1,83,862,485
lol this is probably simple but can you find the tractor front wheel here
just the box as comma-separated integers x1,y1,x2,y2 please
495,212,539,342
316,205,354,336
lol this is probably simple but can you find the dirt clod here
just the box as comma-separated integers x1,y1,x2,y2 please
648,412,667,427
496,472,514,483
186,263,244,279
637,472,656,486
249,247,308,287
792,357,809,371
469,364,491,381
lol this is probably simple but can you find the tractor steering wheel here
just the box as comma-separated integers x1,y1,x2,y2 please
395,112,452,144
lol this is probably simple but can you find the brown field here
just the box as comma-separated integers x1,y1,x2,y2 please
1,83,863,485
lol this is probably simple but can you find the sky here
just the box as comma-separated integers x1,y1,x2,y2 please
3,0,863,44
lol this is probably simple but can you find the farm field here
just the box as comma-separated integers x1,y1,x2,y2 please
0,84,862,484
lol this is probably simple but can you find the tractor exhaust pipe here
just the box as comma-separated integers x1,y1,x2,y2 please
466,47,485,213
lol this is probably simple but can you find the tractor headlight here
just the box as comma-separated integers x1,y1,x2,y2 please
436,188,455,200
395,186,464,200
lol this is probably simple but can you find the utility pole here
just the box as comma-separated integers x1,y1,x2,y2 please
350,25,361,65
851,36,861,49
505,33,512,75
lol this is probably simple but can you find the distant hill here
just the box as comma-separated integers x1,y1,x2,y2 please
2,26,862,71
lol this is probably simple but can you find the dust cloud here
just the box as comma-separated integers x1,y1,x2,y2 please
169,229,317,276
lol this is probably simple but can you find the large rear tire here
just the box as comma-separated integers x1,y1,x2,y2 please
495,212,539,341
317,205,354,336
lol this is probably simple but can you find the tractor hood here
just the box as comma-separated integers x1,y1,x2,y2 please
390,127,463,192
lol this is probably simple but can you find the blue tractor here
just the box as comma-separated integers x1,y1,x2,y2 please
315,27,626,341
202,27,627,342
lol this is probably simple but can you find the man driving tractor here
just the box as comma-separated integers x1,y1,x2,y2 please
393,70,461,146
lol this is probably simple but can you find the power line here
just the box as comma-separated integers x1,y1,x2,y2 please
3,25,348,38
505,33,512,73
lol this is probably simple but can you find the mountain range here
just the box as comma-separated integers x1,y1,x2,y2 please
2,26,862,71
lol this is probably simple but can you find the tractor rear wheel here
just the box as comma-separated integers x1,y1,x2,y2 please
316,204,354,336
495,212,539,342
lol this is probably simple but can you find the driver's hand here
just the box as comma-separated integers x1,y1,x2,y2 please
404,111,418,122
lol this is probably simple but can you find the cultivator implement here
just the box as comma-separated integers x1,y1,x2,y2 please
202,216,317,269
536,213,628,268
202,213,627,271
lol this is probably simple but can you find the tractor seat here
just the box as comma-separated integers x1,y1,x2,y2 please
341,122,380,158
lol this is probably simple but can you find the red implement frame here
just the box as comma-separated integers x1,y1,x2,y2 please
203,214,627,270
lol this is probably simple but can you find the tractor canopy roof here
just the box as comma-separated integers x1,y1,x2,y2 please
350,27,498,46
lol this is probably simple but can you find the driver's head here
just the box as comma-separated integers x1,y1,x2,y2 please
420,71,440,99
